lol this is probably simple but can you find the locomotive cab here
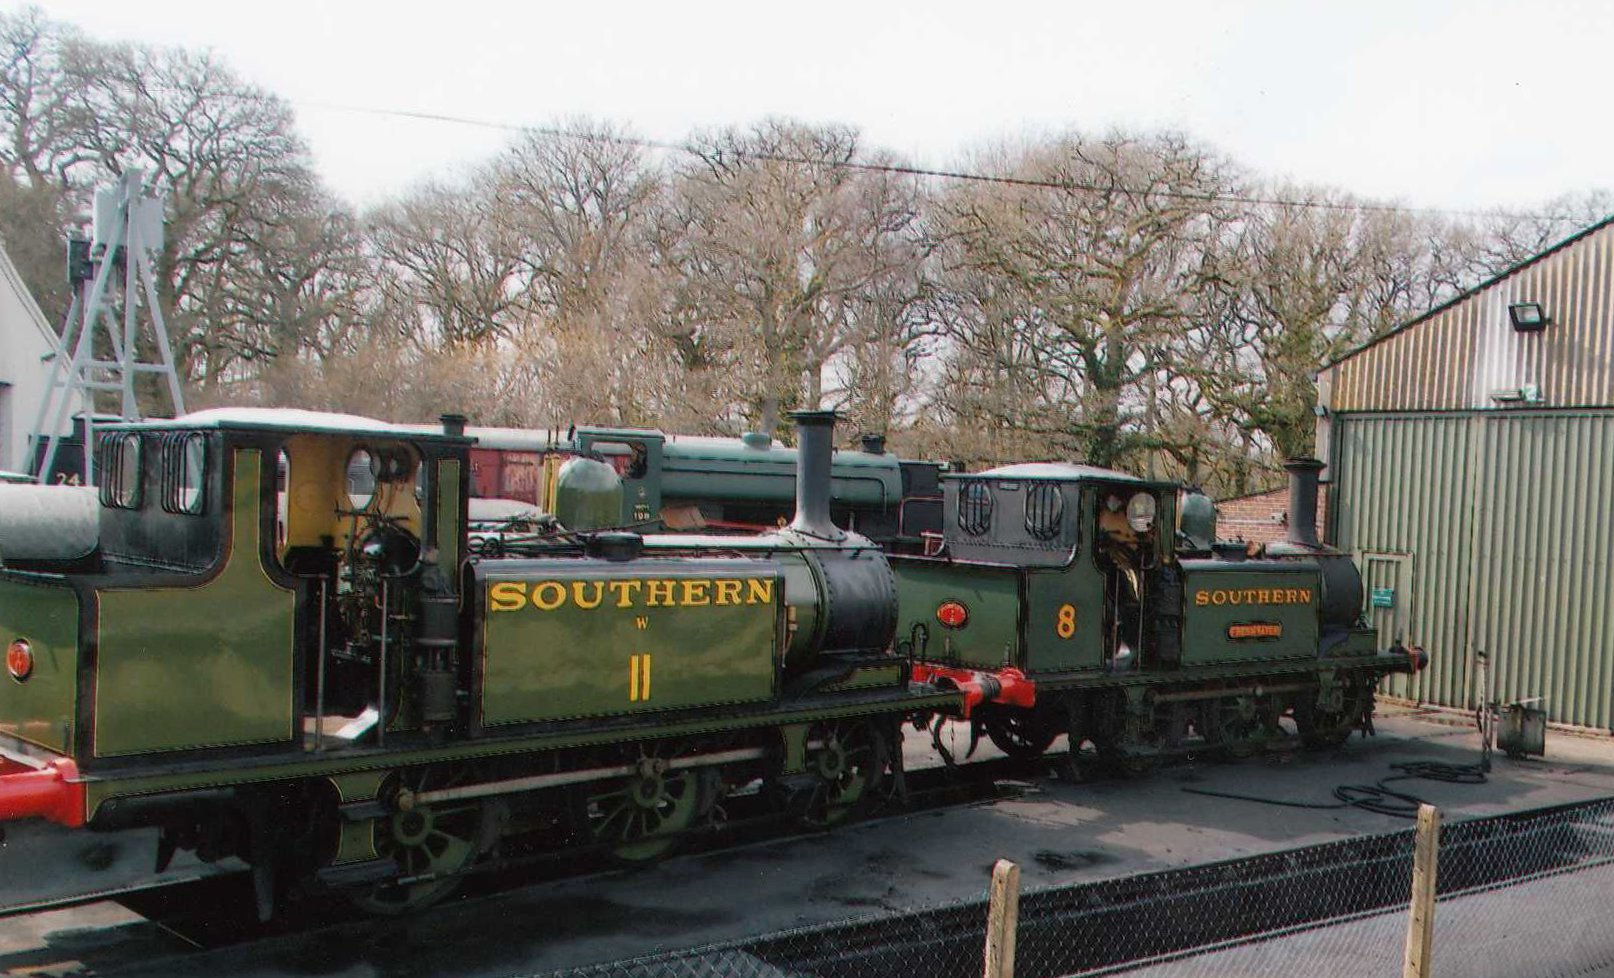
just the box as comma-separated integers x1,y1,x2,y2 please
270,414,470,746
0,408,472,775
892,463,1176,677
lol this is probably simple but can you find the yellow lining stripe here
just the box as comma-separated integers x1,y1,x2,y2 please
642,653,651,700
629,654,640,701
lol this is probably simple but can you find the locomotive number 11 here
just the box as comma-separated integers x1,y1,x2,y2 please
1055,604,1077,639
629,654,653,701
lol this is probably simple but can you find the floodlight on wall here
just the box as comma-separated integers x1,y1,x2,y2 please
1491,383,1544,405
1508,301,1547,332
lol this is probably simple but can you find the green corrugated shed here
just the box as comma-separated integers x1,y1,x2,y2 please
1319,218,1614,730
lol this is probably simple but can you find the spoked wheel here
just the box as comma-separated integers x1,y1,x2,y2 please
351,768,493,915
579,746,719,864
983,711,1060,761
1299,677,1373,749
1100,699,1174,778
1203,695,1272,760
792,719,889,828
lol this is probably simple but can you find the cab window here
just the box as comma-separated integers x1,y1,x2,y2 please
160,432,207,515
97,432,143,510
958,480,993,535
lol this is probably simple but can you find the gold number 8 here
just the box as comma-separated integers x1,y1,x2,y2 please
1055,603,1076,639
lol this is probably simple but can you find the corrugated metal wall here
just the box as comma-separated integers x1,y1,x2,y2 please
1332,411,1614,729
1470,414,1614,728
1331,415,1476,708
1326,221,1614,412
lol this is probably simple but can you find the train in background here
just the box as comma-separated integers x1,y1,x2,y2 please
0,407,1422,920
444,423,944,548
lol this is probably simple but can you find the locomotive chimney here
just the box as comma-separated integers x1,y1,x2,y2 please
440,413,467,437
789,410,845,541
1284,457,1324,548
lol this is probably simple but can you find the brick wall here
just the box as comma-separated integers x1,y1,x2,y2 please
1215,485,1328,547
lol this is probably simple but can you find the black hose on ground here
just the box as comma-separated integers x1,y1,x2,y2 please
1183,758,1490,818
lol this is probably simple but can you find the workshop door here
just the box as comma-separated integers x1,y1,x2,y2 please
1358,551,1417,700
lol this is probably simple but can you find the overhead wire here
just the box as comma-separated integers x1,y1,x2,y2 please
80,78,1590,222
282,97,1579,223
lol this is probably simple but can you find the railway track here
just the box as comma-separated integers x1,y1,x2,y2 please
0,751,1031,967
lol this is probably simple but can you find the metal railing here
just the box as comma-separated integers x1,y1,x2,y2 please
533,794,1614,978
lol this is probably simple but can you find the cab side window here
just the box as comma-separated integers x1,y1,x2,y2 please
1023,481,1064,540
958,480,993,536
98,433,144,510
160,432,208,515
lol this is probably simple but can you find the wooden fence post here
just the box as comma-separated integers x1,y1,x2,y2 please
985,858,1021,978
1403,803,1442,978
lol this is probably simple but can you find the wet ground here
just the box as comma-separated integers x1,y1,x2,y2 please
3,705,1613,977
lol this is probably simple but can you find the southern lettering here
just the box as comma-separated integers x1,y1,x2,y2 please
1194,588,1312,607
489,578,774,613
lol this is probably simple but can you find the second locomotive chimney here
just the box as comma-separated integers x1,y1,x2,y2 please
1284,457,1324,548
789,409,844,541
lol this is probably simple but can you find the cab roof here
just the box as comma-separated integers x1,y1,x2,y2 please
953,461,1163,485
105,408,471,443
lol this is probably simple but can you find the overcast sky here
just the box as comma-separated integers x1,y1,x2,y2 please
17,0,1614,213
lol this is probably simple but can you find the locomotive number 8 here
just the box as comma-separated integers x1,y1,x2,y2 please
1055,603,1077,639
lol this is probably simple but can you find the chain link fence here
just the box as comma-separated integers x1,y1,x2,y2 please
534,795,1614,978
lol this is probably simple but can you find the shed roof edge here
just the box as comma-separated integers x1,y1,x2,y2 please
1317,211,1614,376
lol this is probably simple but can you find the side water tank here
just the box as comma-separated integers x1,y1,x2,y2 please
0,485,98,562
553,457,624,531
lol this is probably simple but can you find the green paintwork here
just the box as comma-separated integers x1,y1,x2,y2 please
1179,491,1216,549
489,424,906,515
80,687,956,819
328,770,389,802
890,558,1020,669
436,458,461,583
1179,564,1319,665
554,457,624,530
572,428,663,524
659,436,900,508
333,818,382,865
1028,652,1386,691
778,722,810,774
480,563,779,725
890,555,1105,674
821,663,905,691
0,575,80,753
1023,565,1105,672
1328,628,1379,659
94,450,297,756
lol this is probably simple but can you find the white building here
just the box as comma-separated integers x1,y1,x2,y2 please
0,243,59,475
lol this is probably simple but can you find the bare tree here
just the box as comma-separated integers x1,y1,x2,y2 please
925,131,1238,469
487,121,662,423
0,8,81,189
1457,190,1614,281
0,9,88,315
366,179,526,349
0,8,353,403
649,119,929,437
